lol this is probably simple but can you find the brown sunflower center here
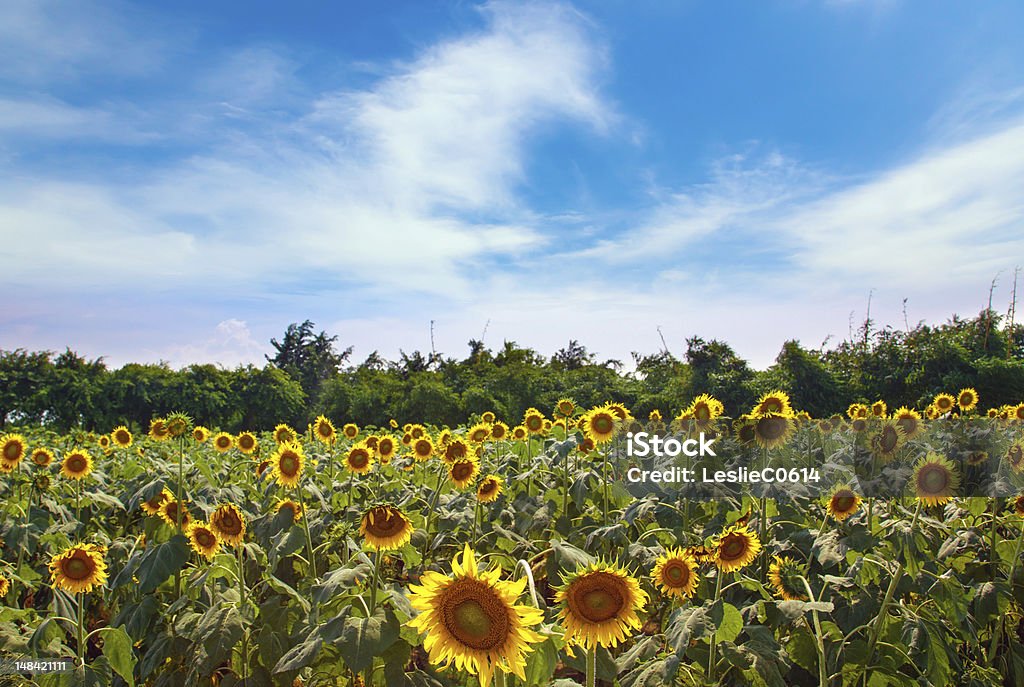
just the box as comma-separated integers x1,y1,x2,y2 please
832,493,856,513
414,440,431,457
896,417,917,434
63,555,93,580
568,572,627,623
527,416,543,431
471,430,488,442
379,439,394,455
591,415,614,435
756,416,787,440
239,436,255,450
918,464,950,494
762,399,784,414
217,511,242,535
440,579,510,650
364,508,404,537
280,452,300,475
115,431,130,443
451,462,474,482
349,450,369,469
3,443,21,460
694,405,711,421
663,561,690,587
217,437,231,449
66,456,87,473
719,534,748,561
879,427,899,452
195,530,216,547
937,398,952,410
479,480,497,496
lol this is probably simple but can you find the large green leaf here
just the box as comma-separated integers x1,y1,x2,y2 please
332,609,402,672
102,626,137,687
136,535,190,593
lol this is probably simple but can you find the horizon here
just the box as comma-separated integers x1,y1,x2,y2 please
3,1,1024,371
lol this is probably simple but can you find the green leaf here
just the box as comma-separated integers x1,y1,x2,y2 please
524,637,560,685
102,626,137,687
785,629,818,674
313,563,372,605
191,604,244,676
273,630,323,673
136,535,190,593
714,602,743,644
333,609,401,672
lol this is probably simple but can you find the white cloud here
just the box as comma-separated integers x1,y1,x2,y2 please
148,319,267,369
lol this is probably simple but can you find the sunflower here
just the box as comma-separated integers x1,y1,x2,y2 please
273,424,296,445
346,443,375,474
148,418,171,442
583,407,617,445
523,409,546,435
913,453,959,506
490,422,509,441
193,426,210,443
988,408,1000,418
713,525,762,573
872,421,905,459
187,522,220,560
141,487,172,516
236,431,258,455
555,398,576,417
410,424,427,440
556,561,647,649
0,574,8,598
412,436,435,462
511,425,528,441
688,394,724,424
437,429,453,448
275,498,304,523
210,504,246,546
1014,403,1024,421
1,434,26,468
449,458,480,490
442,438,468,464
407,544,544,687
98,435,111,451
377,436,398,464
402,432,413,446
273,442,305,486
826,485,861,522
768,557,808,601
110,426,133,448
31,447,54,467
49,544,107,594
61,450,93,480
651,549,699,600
479,410,496,424
892,407,923,440
477,475,504,503
1014,495,1024,517
359,504,414,550
468,423,492,444
1007,442,1024,473
212,432,235,453
870,400,887,418
967,451,989,466
576,437,596,453
734,418,756,445
932,393,956,415
957,388,979,412
390,419,399,429
159,499,192,529
851,418,868,432
754,391,792,417
165,413,191,438
648,409,663,423
365,435,380,451
313,415,337,445
753,413,795,450
846,403,869,420
342,423,359,440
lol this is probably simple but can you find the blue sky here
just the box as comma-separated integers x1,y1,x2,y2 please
3,0,1024,370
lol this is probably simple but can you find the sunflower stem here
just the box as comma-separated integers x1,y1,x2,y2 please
990,497,999,580
300,487,318,580
862,560,903,684
75,477,82,527
237,543,249,684
585,644,597,687
369,547,381,616
987,516,1024,666
421,465,445,569
602,446,610,528
76,591,86,669
708,569,724,680
800,576,828,687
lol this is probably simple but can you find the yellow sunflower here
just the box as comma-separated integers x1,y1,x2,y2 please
187,522,220,560
583,407,617,445
468,423,492,444
212,432,234,453
957,388,979,412
688,394,724,424
967,451,989,466
0,573,8,597
98,435,111,452
1,434,26,468
556,398,576,417
1006,442,1024,473
450,459,480,489
412,436,435,462
410,424,427,440
1014,403,1024,421
192,426,210,443
111,426,133,448
913,453,959,506
210,504,246,546
476,475,504,503
870,400,887,418
377,436,397,464
576,437,596,453
60,450,93,480
523,409,546,435
272,442,305,486
826,485,861,522
49,544,107,594
360,504,414,550
31,447,54,467
556,562,648,649
753,413,795,450
273,424,296,444
511,425,528,441
648,409,663,423
1013,495,1024,517
159,499,192,529
148,418,171,442
754,391,792,417
651,549,699,600
481,411,497,424
490,422,509,441
443,439,470,464
345,443,375,474
712,525,761,573
313,415,337,445
342,423,359,440
846,403,868,420
141,487,173,516
872,421,905,459
236,431,258,455
407,544,544,687
892,407,923,439
734,417,756,446
768,557,808,601
275,498,304,523
932,393,956,415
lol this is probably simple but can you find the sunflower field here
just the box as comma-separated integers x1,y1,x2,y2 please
3,391,1024,687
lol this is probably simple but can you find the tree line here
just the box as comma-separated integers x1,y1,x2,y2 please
1,311,1022,432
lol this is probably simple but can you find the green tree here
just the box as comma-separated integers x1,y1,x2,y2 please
267,321,352,403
